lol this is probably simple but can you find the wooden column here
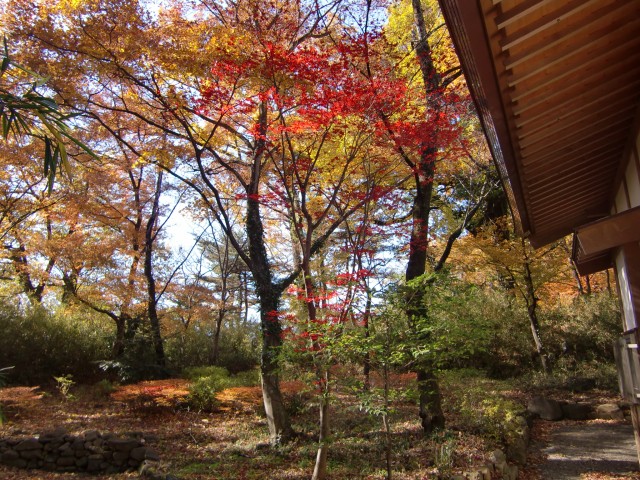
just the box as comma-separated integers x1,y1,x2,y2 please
621,242,640,465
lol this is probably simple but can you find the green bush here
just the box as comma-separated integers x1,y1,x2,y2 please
164,321,260,373
183,366,259,412
187,376,225,412
0,303,114,384
386,274,534,376
183,365,231,382
441,369,524,444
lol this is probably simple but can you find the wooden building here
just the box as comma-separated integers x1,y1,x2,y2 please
436,0,640,460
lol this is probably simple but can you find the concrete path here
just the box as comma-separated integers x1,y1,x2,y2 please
539,422,639,479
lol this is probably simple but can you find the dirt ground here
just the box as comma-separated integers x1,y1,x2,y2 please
523,417,639,480
2,380,639,479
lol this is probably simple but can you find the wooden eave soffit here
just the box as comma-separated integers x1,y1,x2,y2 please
573,205,640,275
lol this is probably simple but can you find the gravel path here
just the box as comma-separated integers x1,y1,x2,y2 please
539,421,639,479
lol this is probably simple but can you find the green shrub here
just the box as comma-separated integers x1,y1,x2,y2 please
93,379,117,397
183,366,260,412
0,303,113,384
53,374,75,399
164,321,260,373
184,367,230,412
187,376,225,412
441,369,524,444
183,365,231,382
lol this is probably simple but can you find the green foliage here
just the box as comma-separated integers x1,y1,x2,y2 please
383,272,529,373
164,321,260,373
441,369,524,443
1,37,96,191
187,376,224,412
432,430,457,475
0,366,11,426
544,293,620,364
0,302,113,384
184,366,232,412
382,271,621,377
183,365,231,382
98,323,169,383
93,379,117,397
53,374,75,399
183,366,259,412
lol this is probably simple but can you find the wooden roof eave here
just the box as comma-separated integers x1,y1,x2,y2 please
438,0,531,238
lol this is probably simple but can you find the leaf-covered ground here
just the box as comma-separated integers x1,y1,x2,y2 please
0,374,637,479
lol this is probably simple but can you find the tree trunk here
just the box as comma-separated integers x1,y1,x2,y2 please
522,240,550,373
144,170,165,368
363,296,371,390
211,308,225,364
247,194,293,444
311,370,330,480
416,367,445,434
113,317,126,358
404,152,445,435
260,296,293,444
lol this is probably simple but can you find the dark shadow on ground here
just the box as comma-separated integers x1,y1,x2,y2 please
540,422,638,479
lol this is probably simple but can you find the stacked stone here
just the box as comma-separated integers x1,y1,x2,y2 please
0,428,159,474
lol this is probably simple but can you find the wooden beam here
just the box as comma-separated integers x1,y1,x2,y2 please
512,50,640,116
516,85,639,139
499,0,599,51
521,115,632,161
515,78,640,130
518,97,633,146
574,253,613,276
504,0,634,70
506,15,640,88
575,206,640,255
510,33,639,103
521,128,626,168
495,0,552,29
527,147,619,189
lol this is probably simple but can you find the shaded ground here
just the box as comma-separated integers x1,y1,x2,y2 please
0,376,493,479
4,376,637,479
523,418,640,480
540,420,638,480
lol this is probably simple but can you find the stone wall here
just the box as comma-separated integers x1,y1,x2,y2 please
0,428,159,474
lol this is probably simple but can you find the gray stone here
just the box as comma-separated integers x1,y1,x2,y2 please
1,449,20,462
7,458,28,468
75,456,88,468
506,436,528,465
74,448,89,457
108,438,140,452
19,448,43,460
145,448,160,461
72,437,85,450
489,449,506,465
478,464,493,480
60,446,75,457
15,438,42,451
130,446,147,461
595,403,625,420
504,464,518,480
87,454,104,472
56,456,76,467
39,427,67,441
528,396,563,420
113,450,130,465
561,402,592,420
83,430,100,441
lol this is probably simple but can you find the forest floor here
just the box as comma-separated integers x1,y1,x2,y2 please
0,373,638,479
